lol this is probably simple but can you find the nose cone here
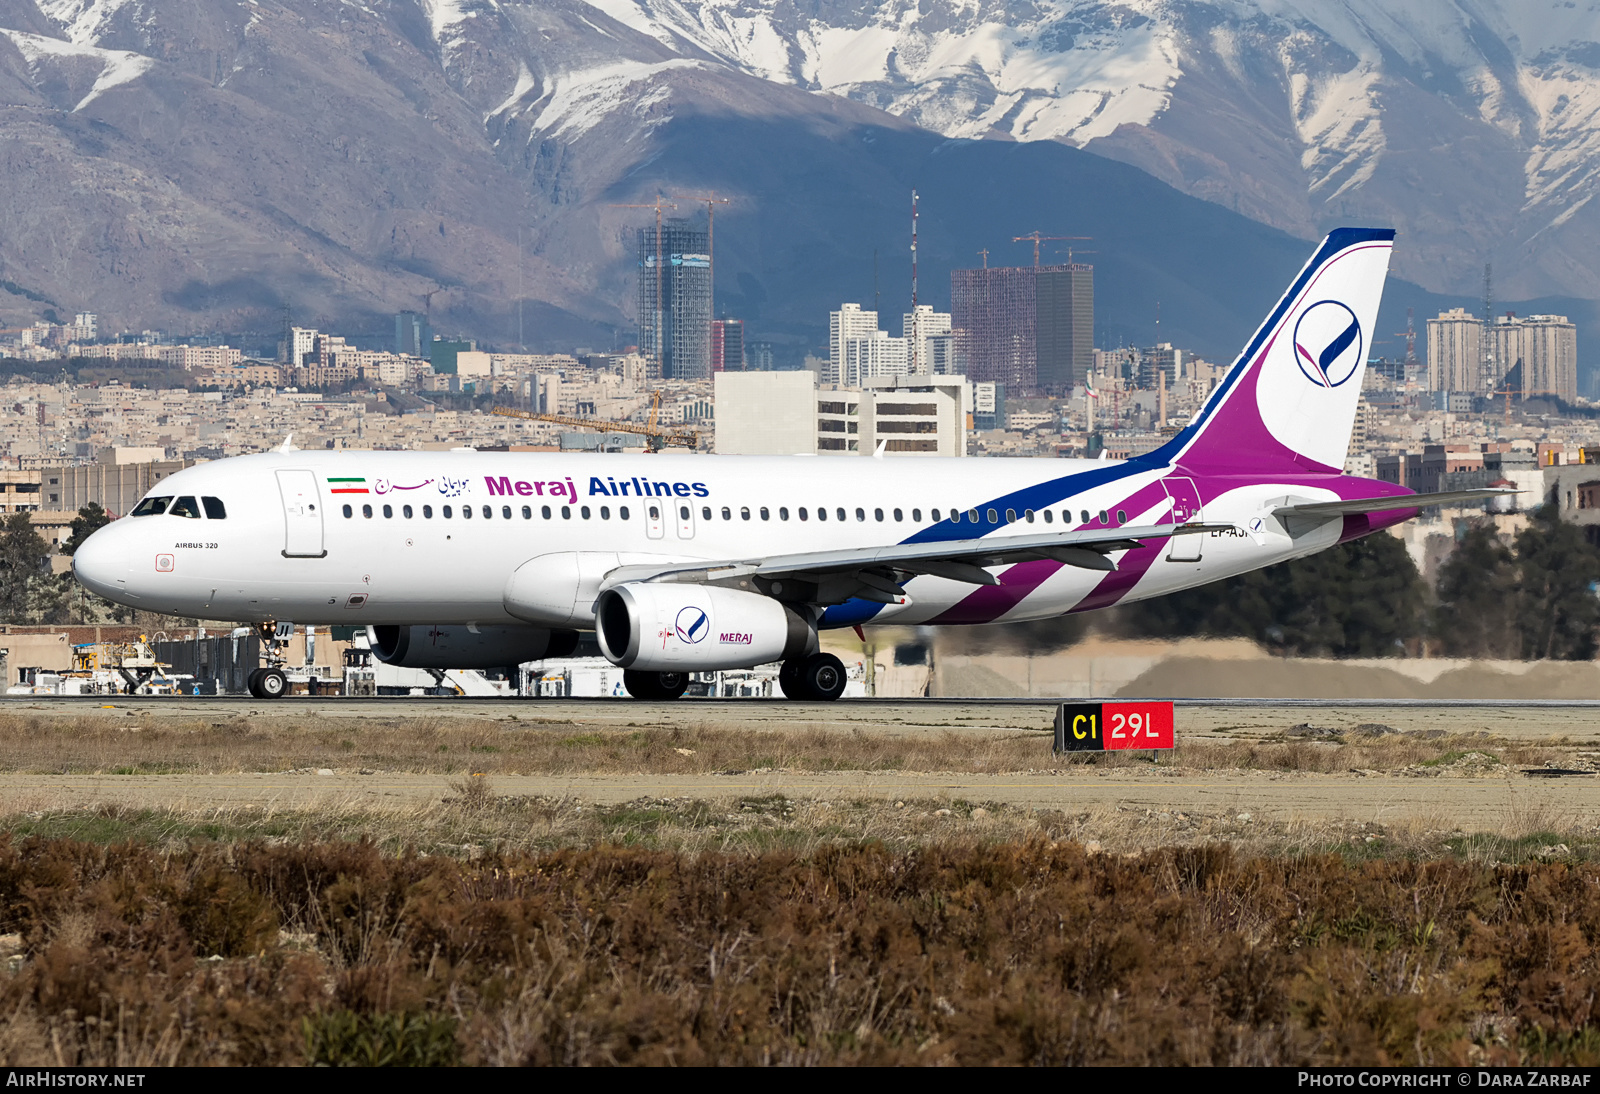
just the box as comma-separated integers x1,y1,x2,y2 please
72,524,133,603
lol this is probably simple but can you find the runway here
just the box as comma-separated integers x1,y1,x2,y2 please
5,694,1599,741
0,695,1596,828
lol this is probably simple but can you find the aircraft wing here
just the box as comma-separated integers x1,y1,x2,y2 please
599,522,1232,605
1272,488,1519,519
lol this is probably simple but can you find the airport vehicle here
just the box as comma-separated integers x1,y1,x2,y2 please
70,228,1504,700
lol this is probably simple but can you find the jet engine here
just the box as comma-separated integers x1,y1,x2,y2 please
595,583,816,671
366,625,578,669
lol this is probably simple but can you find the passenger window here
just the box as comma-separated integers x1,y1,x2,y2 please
542,505,552,519
1005,508,1015,523
383,504,393,519
562,506,572,519
130,496,171,517
502,506,511,519
362,504,373,519
928,509,937,521
620,506,630,520
423,505,433,518
816,508,825,522
741,507,751,520
202,497,226,519
703,506,712,520
1081,510,1090,524
968,509,979,523
170,496,202,519
600,506,610,520
1043,510,1053,523
679,505,690,521
782,507,791,521
443,505,453,518
481,505,491,519
648,505,659,520
950,510,960,523
893,508,902,521
1098,510,1108,523
1117,509,1127,524
840,508,849,522
722,506,732,521
580,506,591,519
403,505,413,518
463,506,473,519
987,508,999,524
760,507,770,521
342,504,352,518
874,508,883,522
522,506,532,519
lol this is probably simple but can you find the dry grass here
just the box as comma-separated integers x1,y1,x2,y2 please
0,834,1599,1064
0,712,1575,778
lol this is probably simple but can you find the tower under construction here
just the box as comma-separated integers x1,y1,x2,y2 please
638,220,711,381
951,262,1093,395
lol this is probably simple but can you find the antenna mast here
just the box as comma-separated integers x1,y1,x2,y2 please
910,190,918,311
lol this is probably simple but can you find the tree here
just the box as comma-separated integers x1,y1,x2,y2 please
0,512,50,624
1432,523,1520,658
61,502,110,556
1111,532,1426,657
1512,505,1600,660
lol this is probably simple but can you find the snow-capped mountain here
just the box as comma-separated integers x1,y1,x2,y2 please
1,0,1598,350
531,0,1600,299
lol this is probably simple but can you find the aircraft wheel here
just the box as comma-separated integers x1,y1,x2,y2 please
797,653,846,702
257,669,289,699
623,670,690,700
777,659,807,700
245,668,265,698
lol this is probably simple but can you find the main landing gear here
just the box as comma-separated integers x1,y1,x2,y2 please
622,670,690,701
778,653,847,702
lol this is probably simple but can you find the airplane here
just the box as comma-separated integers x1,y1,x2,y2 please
70,227,1508,701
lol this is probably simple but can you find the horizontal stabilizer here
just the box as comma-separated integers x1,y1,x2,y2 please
1274,488,1519,519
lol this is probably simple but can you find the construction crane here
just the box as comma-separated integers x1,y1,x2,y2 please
490,391,699,452
1013,232,1089,267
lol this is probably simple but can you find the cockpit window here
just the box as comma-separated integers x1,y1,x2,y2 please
201,496,226,519
169,496,202,519
130,496,171,517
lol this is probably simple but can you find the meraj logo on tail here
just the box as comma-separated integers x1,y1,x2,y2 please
1292,301,1363,388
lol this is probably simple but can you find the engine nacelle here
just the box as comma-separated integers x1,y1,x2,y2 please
595,583,815,671
367,625,578,669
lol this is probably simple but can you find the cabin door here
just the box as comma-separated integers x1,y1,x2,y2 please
277,469,326,558
1162,477,1203,562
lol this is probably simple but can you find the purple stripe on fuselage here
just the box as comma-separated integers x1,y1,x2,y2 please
927,480,1174,624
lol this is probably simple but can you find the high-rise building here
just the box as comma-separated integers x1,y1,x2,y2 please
902,305,952,375
395,311,429,357
927,332,961,375
289,327,318,367
1490,313,1578,401
1035,265,1094,394
638,220,711,381
951,263,1093,395
842,331,910,387
711,318,744,373
1426,308,1483,392
1139,343,1182,390
828,303,879,386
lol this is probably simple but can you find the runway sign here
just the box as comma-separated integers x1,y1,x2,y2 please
1054,701,1175,753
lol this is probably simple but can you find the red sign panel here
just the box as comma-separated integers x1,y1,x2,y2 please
1054,702,1175,752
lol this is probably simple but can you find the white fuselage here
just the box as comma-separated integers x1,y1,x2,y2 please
71,450,1342,631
